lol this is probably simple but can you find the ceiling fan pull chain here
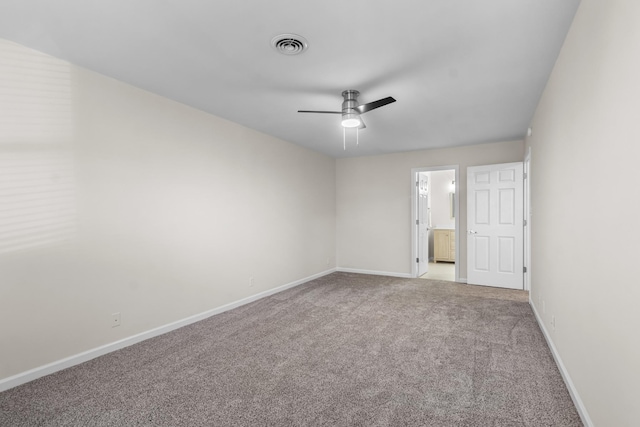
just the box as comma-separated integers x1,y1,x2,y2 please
356,127,359,146
343,127,346,150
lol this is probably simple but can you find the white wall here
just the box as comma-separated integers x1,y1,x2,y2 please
526,0,640,425
336,140,523,278
0,39,336,381
429,169,455,229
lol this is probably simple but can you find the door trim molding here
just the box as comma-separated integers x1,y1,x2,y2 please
524,147,532,291
410,165,460,280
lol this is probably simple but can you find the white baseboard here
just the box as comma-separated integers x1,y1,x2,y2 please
457,277,468,283
529,299,593,427
0,268,336,393
336,267,412,279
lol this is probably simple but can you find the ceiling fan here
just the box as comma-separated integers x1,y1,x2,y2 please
298,90,396,129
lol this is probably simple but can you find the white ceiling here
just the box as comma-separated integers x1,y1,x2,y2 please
0,0,580,158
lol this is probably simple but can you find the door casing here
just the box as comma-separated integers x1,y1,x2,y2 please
417,172,430,277
524,147,532,291
411,165,459,280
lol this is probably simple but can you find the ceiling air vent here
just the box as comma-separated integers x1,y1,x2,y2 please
271,34,308,55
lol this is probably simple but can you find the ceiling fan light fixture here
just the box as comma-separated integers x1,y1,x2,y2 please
341,112,361,128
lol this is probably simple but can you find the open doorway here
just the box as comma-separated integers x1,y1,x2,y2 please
411,166,459,282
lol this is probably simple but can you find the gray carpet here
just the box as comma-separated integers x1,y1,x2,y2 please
0,273,582,426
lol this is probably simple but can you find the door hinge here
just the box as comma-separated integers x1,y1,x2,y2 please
523,172,527,179
524,219,527,226
416,181,419,187
416,258,420,263
523,266,527,273
416,219,419,225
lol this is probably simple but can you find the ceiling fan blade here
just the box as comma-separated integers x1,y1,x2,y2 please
297,110,342,114
355,96,396,114
358,118,366,130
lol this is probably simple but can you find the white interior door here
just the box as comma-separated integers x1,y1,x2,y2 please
467,162,524,289
417,174,430,276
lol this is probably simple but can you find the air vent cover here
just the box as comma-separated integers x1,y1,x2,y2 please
271,34,308,55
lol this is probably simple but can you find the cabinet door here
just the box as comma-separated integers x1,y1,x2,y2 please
435,230,450,261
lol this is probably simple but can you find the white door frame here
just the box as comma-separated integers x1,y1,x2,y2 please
524,147,532,291
411,165,460,280
417,172,430,277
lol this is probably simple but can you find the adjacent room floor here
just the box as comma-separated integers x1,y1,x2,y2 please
420,261,455,281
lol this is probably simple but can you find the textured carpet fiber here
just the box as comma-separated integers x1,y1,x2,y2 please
0,273,582,426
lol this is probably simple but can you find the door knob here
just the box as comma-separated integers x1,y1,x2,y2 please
468,230,478,234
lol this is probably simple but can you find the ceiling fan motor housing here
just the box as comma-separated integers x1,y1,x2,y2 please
341,90,360,114
340,90,361,127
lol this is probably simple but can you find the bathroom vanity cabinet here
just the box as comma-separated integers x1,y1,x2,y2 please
434,229,455,263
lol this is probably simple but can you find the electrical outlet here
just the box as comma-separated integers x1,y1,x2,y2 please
111,312,121,328
551,315,556,330
326,257,330,267
249,276,254,287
